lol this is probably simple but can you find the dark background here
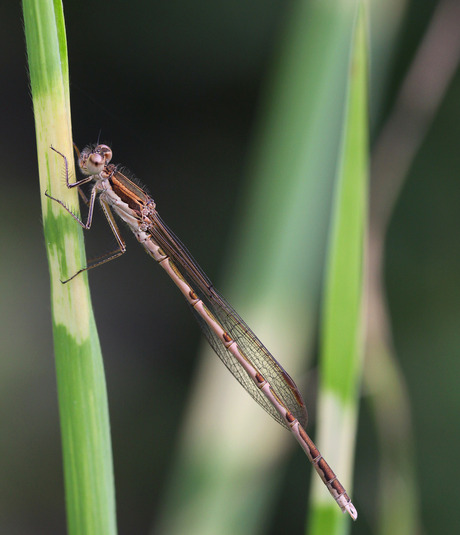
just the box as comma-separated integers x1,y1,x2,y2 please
1,1,459,534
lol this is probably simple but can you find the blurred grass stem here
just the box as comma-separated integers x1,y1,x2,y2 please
367,1,460,532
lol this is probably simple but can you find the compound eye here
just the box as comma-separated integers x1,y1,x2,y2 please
95,144,113,164
78,144,113,175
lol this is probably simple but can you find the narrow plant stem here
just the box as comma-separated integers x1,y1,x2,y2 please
22,1,117,534
364,1,460,532
309,3,368,533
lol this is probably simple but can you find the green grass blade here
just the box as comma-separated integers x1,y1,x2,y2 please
22,1,117,534
308,3,368,534
154,1,358,534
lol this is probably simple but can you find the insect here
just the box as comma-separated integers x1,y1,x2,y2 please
46,143,357,519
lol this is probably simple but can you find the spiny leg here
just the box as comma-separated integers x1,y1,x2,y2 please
46,145,98,228
50,145,93,189
45,186,97,230
61,199,127,283
47,146,127,283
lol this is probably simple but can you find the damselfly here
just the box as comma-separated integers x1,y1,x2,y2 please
46,143,358,520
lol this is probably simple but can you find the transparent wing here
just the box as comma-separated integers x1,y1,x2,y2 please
149,213,308,429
